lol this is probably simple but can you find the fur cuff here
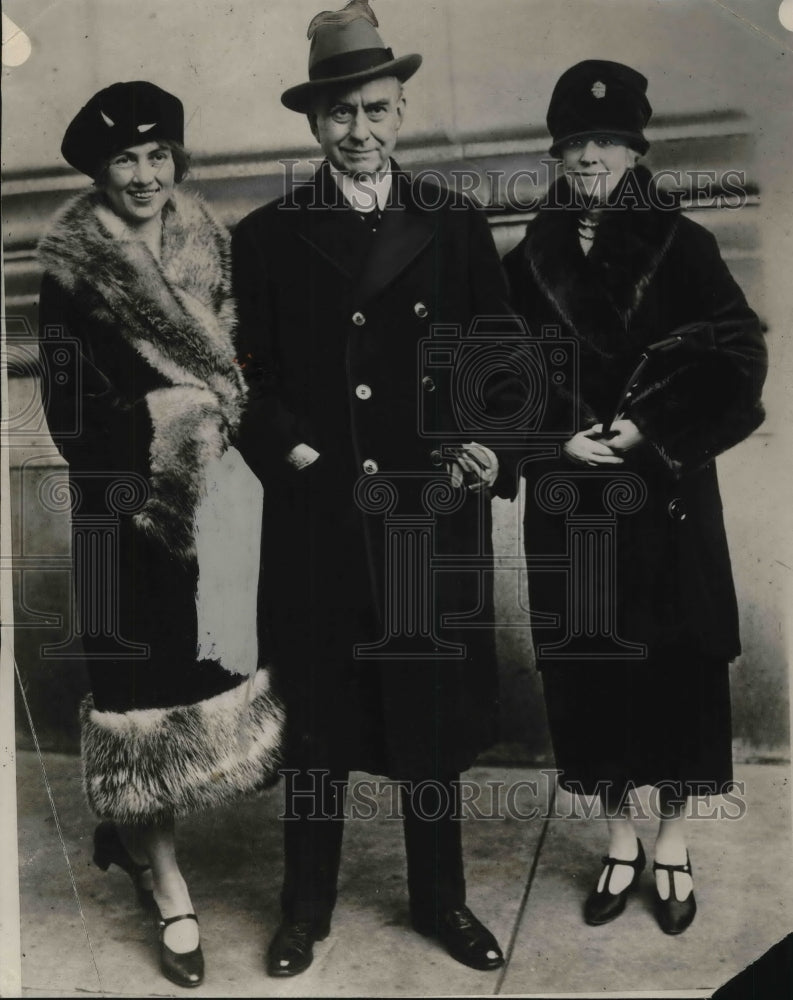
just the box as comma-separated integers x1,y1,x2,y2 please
81,669,284,823
629,355,766,476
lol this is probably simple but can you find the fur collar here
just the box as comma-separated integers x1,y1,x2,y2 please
521,166,680,358
38,188,245,563
38,187,243,416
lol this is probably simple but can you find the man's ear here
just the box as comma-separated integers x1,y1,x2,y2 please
395,92,406,131
307,113,319,143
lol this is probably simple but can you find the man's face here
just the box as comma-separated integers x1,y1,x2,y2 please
560,135,638,205
310,77,405,177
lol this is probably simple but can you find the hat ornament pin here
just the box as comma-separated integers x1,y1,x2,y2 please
591,80,606,98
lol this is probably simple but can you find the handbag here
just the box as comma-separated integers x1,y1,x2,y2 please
601,321,717,435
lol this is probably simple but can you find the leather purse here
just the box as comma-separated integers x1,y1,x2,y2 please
602,321,717,435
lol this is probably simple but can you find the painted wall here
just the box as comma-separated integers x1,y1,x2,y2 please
4,0,791,758
3,0,792,169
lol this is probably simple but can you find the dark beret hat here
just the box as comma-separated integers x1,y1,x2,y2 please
546,60,652,157
61,81,184,178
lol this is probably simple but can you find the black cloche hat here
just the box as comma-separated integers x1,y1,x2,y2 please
281,1,422,114
546,60,652,157
61,81,184,178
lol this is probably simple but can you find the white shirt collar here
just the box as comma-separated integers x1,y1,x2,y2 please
329,162,392,213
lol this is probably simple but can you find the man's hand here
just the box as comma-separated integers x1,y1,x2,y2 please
448,442,499,491
286,442,321,471
563,427,624,466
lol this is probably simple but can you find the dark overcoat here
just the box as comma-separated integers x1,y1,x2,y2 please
502,167,767,666
232,162,525,779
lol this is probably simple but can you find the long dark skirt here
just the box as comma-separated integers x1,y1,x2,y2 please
540,649,734,802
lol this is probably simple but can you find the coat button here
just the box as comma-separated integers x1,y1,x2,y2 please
422,376,436,392
362,458,379,475
352,311,366,326
355,384,372,400
430,449,444,467
667,498,687,521
414,302,428,318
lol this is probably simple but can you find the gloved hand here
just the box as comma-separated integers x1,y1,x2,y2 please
447,442,499,492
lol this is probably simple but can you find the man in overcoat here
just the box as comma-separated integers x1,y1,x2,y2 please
232,4,527,978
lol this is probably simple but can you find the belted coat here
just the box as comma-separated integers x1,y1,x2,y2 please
502,168,767,666
232,161,525,778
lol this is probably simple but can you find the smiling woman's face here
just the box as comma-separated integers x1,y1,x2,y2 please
560,135,638,205
99,141,176,226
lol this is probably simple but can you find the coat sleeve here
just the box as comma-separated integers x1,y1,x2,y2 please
628,222,767,477
465,207,531,500
38,272,153,473
230,214,305,482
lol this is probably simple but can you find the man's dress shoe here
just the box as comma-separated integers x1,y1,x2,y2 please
266,919,330,977
412,905,504,970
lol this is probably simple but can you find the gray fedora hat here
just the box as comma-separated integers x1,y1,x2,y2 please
281,10,422,114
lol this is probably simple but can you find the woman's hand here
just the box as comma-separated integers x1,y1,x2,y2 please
592,419,645,454
563,427,624,466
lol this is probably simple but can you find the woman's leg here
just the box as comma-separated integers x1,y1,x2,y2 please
654,790,693,900
602,807,641,893
112,823,154,892
117,820,199,953
583,791,645,925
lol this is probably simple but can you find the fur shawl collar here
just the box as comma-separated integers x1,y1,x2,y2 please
38,187,243,414
38,188,245,562
520,166,680,358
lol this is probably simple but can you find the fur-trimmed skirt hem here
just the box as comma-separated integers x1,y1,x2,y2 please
80,668,284,823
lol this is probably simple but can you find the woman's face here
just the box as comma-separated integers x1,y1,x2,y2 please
560,135,638,205
99,141,175,226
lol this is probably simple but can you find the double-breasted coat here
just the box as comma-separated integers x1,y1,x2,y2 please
502,167,767,793
232,162,525,779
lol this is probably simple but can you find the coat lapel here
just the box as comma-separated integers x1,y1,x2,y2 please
291,163,435,298
292,162,364,279
357,170,435,302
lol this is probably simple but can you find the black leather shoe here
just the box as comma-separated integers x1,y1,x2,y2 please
156,911,204,988
584,839,646,926
93,821,155,911
266,918,331,977
653,853,697,934
412,906,504,971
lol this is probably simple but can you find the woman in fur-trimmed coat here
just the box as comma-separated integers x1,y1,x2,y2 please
37,82,283,987
503,61,767,935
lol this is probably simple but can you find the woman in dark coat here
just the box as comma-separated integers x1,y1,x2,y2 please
503,60,766,934
37,82,283,987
